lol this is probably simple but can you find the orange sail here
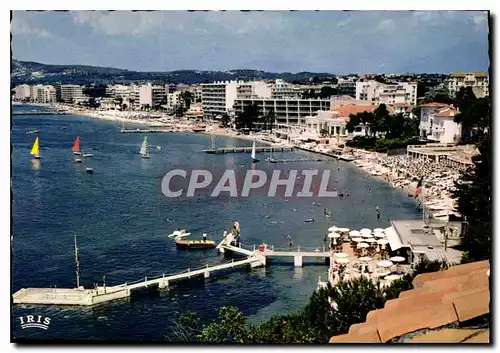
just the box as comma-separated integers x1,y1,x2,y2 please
72,137,80,152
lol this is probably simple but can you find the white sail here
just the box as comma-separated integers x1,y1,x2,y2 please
140,136,149,156
251,141,257,160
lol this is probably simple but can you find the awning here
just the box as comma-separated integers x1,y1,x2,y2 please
384,226,405,251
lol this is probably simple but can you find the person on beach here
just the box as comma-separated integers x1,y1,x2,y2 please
287,235,294,247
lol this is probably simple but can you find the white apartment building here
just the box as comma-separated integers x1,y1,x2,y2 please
13,84,31,101
201,80,269,119
356,80,417,105
132,83,166,109
59,84,83,103
445,72,489,98
233,98,331,125
271,79,300,99
201,81,239,119
301,111,348,138
375,82,417,105
166,91,183,111
419,102,461,143
28,85,56,103
105,84,132,99
336,78,357,98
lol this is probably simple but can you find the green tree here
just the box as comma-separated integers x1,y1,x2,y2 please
454,88,490,144
235,103,260,130
452,134,491,261
179,91,194,111
198,306,249,343
319,86,338,99
219,113,231,128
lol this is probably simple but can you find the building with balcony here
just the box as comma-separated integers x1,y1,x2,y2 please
201,81,272,119
58,84,83,103
445,72,489,98
132,83,166,109
233,98,331,125
356,80,417,105
336,78,357,98
13,84,31,101
271,79,300,99
419,102,460,144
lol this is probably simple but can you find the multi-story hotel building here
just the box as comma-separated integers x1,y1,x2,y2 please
13,84,31,101
201,81,272,119
59,84,84,103
445,72,489,98
233,98,331,125
356,80,417,105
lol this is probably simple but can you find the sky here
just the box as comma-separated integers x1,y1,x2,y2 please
11,10,490,74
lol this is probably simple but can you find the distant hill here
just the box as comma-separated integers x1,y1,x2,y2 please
11,59,336,86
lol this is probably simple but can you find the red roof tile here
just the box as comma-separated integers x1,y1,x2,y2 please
420,102,450,108
329,261,490,343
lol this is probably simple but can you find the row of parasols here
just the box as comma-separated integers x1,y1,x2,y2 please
327,226,390,250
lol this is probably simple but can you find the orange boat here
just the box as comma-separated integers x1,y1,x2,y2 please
72,137,81,155
191,125,206,133
175,238,216,250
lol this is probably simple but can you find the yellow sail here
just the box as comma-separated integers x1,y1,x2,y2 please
30,137,39,157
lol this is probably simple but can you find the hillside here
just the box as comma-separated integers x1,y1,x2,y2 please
11,59,336,86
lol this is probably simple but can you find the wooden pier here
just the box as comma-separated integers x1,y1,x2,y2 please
203,146,294,154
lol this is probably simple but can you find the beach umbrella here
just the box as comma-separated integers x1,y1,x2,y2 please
335,257,350,264
334,252,348,258
357,243,369,249
374,232,386,238
328,226,337,232
373,228,384,233
385,274,403,281
360,228,371,235
358,256,372,262
337,227,350,233
374,270,391,277
328,232,342,238
349,230,360,237
361,232,373,238
377,239,389,245
352,237,364,243
365,238,377,243
390,256,405,263
377,260,393,268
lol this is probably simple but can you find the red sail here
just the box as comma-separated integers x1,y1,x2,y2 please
72,137,80,152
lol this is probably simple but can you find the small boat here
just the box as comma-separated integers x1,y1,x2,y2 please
156,145,162,150
85,168,94,174
83,153,93,157
75,158,82,163
140,136,150,159
30,137,40,159
175,238,216,250
191,125,206,133
251,141,259,163
26,129,39,134
265,149,277,163
304,218,315,223
61,127,67,130
168,229,191,238
72,137,81,155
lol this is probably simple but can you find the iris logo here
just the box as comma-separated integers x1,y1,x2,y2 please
18,315,51,330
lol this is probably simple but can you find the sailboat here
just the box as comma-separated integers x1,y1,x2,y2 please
203,135,216,154
251,141,259,163
30,137,40,159
72,137,81,155
140,136,150,158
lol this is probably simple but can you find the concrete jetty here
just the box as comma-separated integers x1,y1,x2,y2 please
203,146,294,154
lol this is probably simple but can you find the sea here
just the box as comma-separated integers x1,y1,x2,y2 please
11,105,420,341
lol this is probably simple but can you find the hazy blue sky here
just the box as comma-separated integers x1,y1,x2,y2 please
11,10,489,74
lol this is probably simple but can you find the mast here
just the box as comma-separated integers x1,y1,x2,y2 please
74,235,80,288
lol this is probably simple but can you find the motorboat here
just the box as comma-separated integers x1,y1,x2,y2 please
168,229,191,238
83,153,93,158
85,168,94,174
304,218,315,223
